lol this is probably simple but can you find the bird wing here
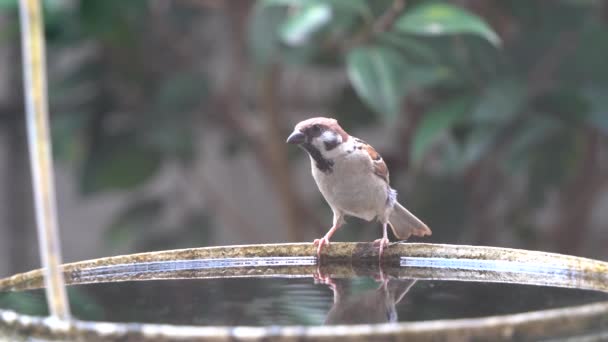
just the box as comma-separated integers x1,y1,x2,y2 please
361,143,389,184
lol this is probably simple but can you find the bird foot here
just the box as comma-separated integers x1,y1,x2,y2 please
372,268,389,290
373,237,390,259
313,267,334,287
313,237,330,258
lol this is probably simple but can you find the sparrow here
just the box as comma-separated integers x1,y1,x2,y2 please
323,277,417,325
286,117,431,258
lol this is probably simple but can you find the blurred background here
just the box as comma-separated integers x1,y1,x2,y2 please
0,0,607,279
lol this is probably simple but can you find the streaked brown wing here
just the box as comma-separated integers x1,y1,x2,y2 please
362,144,389,183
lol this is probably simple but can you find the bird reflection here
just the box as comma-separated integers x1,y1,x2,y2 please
316,274,416,325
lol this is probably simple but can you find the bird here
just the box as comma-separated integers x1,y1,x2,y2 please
323,277,417,325
286,117,431,259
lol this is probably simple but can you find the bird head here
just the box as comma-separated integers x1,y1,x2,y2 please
286,117,349,152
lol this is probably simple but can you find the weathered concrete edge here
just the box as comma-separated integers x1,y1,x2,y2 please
1,242,608,292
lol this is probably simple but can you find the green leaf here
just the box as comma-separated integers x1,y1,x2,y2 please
376,33,440,64
347,46,407,118
395,3,500,46
262,0,370,17
412,96,473,162
347,45,448,119
279,3,332,46
80,139,162,194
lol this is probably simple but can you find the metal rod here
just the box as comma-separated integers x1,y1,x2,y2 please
18,0,70,320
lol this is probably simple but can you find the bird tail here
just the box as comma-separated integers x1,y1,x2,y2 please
388,202,432,240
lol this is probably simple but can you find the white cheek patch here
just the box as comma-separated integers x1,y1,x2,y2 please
321,131,341,144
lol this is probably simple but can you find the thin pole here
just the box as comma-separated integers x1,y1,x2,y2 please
18,0,70,320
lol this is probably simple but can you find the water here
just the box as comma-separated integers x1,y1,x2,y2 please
1,277,607,326
1,263,607,326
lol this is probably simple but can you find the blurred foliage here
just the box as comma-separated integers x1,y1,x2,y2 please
1,0,211,252
250,0,608,248
0,0,607,321
1,0,606,261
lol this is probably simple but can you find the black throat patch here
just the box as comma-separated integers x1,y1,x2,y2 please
301,143,334,173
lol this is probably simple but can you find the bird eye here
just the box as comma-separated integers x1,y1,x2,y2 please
311,124,321,133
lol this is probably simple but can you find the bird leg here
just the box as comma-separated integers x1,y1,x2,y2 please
313,225,339,257
372,266,389,291
313,267,335,287
373,222,390,260
313,214,343,258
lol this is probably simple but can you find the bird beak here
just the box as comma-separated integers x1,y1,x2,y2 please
286,130,305,144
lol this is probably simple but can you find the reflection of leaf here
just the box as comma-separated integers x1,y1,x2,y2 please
396,3,500,46
0,291,48,316
412,96,473,163
80,139,162,194
280,4,332,46
68,288,104,320
106,199,163,248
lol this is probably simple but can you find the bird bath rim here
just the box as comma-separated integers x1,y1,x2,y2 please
1,242,608,341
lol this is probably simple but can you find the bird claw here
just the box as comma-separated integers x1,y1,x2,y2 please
313,267,333,286
373,237,390,259
372,268,389,290
313,237,330,258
